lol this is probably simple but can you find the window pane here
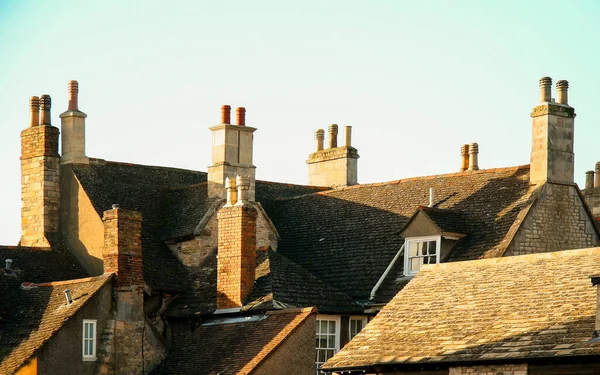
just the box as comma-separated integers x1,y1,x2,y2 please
320,320,327,333
328,321,335,334
410,258,422,272
417,242,425,256
326,349,334,359
429,240,437,254
409,242,418,256
328,335,335,348
318,350,325,362
357,320,363,331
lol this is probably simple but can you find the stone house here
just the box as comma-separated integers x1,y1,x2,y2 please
0,76,598,374
322,248,600,375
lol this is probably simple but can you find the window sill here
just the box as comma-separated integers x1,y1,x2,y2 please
82,357,97,362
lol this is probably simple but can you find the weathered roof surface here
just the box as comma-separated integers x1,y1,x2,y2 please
416,206,471,235
71,159,206,292
323,248,600,371
150,308,315,375
0,255,110,375
264,166,536,299
166,249,360,317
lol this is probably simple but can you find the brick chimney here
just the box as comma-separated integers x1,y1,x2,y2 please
217,176,258,309
307,124,359,187
208,105,257,201
101,205,165,373
60,80,89,164
530,77,576,185
20,94,60,247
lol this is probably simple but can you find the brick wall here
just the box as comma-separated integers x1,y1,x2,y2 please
449,363,527,375
217,204,257,309
505,183,597,256
20,124,60,247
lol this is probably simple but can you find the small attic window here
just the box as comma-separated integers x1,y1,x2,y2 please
404,236,441,276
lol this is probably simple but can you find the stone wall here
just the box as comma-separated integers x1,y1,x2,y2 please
307,146,358,187
449,363,527,375
20,125,60,247
505,183,597,256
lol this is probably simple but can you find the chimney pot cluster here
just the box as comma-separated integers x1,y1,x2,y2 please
220,105,246,126
538,77,570,105
313,125,353,152
459,143,479,171
224,175,251,207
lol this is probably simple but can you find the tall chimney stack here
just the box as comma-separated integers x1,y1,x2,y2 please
307,124,359,187
20,94,60,247
530,77,575,185
60,80,89,164
217,176,257,309
208,106,256,200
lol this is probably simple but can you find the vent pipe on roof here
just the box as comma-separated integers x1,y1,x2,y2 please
5,259,12,270
64,289,73,305
429,188,434,207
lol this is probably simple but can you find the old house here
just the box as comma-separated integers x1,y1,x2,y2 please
1,76,598,374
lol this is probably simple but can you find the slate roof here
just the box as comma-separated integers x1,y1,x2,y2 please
72,159,328,293
0,247,109,375
166,248,361,317
411,206,471,235
323,247,600,372
150,308,315,375
263,165,537,300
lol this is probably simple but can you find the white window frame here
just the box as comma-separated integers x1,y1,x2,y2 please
349,316,368,340
403,235,441,276
315,314,340,375
82,319,97,361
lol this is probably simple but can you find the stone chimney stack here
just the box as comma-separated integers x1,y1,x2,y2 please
217,176,258,309
307,125,359,187
20,94,60,247
460,144,469,172
586,171,595,190
60,80,89,164
208,105,256,201
102,205,165,373
468,143,479,171
530,77,576,185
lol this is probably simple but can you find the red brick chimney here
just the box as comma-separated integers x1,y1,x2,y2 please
20,94,60,247
102,205,144,290
217,176,258,309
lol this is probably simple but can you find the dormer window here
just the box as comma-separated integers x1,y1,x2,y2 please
404,236,441,275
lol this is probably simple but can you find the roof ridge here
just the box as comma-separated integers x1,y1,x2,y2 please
88,158,208,175
426,247,600,272
33,274,112,287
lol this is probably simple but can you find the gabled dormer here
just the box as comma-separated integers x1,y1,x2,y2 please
400,206,468,275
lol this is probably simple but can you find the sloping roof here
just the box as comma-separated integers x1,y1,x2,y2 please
166,249,360,317
412,206,471,235
323,247,600,372
150,308,315,375
72,159,328,293
264,166,537,299
0,257,110,375
71,159,206,292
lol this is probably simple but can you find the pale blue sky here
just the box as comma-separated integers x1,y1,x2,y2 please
1,1,599,244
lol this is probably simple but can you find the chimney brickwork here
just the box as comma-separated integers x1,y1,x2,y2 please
530,77,576,185
20,95,60,247
100,206,165,374
307,125,359,187
208,105,256,201
217,177,257,309
60,80,89,164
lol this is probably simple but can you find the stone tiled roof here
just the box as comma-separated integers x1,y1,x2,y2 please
323,248,600,371
414,206,471,235
264,166,537,300
71,159,206,292
0,249,109,375
150,308,315,375
166,248,360,317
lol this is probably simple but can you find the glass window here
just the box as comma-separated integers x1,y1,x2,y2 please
82,319,97,360
316,316,339,375
349,317,367,340
405,236,441,275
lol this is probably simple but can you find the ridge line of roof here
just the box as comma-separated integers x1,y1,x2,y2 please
273,164,532,201
87,158,207,174
426,247,600,272
32,274,113,287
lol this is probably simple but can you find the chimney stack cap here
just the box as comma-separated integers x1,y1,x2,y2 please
29,96,40,109
539,77,552,86
556,80,569,89
111,204,120,210
39,95,51,109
